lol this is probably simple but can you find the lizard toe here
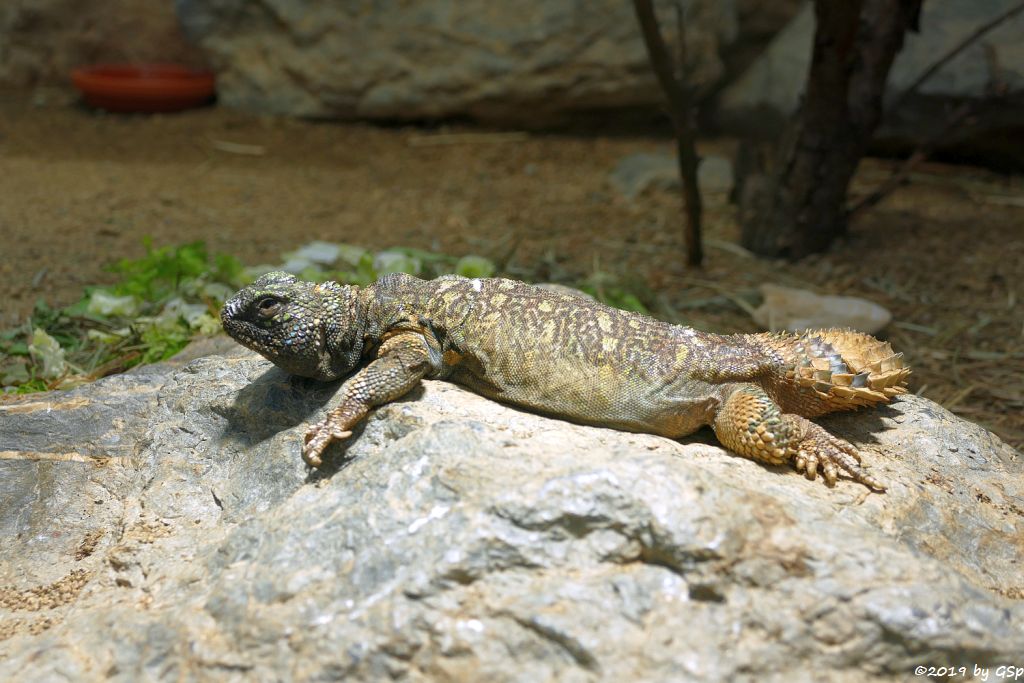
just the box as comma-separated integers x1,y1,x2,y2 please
795,451,817,481
821,457,839,487
302,445,324,469
302,422,329,467
302,420,355,468
786,415,885,490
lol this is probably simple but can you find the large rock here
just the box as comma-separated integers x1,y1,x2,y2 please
1,340,1022,680
0,0,205,89
174,0,738,124
718,1,1024,162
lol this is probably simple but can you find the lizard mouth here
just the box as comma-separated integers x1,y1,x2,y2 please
220,302,274,356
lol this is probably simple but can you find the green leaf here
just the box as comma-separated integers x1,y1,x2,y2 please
579,285,650,314
139,321,192,364
373,249,423,276
7,342,30,356
0,357,30,386
12,378,50,394
28,328,67,379
455,255,496,279
88,290,141,317
336,244,369,267
213,253,245,287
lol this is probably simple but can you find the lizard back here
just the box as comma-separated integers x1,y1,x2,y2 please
378,275,770,437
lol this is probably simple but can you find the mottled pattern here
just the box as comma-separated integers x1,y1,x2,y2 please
221,272,910,489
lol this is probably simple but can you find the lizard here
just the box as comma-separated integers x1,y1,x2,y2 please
221,271,910,490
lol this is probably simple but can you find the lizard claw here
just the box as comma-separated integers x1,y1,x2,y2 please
302,420,352,468
788,416,885,491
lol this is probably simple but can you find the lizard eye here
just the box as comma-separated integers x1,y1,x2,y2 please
256,297,282,318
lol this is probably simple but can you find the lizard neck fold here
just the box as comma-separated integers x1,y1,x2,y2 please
358,273,439,343
357,274,468,378
312,281,367,380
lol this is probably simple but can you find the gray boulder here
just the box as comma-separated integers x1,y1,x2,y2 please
1,340,1022,681
718,1,1024,159
174,0,738,124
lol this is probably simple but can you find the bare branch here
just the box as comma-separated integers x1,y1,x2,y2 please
674,3,687,83
632,0,704,267
633,0,686,126
853,6,1018,220
847,101,973,220
888,0,1024,113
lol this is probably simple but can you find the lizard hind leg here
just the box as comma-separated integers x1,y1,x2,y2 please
711,383,886,490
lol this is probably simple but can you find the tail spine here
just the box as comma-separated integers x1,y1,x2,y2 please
763,329,910,411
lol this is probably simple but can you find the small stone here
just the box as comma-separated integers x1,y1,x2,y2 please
751,284,893,334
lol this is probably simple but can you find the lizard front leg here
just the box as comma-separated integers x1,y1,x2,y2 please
711,384,885,491
303,332,434,467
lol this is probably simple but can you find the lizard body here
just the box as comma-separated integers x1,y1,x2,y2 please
221,272,909,490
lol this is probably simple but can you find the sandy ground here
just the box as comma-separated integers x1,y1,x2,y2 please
1,95,1021,447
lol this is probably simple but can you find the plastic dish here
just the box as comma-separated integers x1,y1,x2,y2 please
71,64,216,113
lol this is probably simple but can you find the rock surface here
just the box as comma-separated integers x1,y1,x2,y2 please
1,340,1022,681
718,0,1024,160
174,0,738,125
0,0,205,89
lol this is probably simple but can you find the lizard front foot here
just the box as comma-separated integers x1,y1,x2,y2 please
302,420,353,468
786,415,886,491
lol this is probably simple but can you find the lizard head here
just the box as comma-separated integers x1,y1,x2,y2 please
220,271,366,381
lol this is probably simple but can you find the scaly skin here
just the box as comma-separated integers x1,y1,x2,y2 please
222,272,910,490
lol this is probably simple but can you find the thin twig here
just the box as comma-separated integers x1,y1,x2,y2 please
847,101,973,219
851,4,1021,219
407,132,530,147
888,0,1024,114
944,382,980,411
632,0,703,267
209,139,267,156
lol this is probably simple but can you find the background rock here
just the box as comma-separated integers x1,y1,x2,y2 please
174,0,738,125
751,283,893,334
1,342,1022,680
0,0,805,121
718,0,1024,163
0,0,205,90
608,151,734,200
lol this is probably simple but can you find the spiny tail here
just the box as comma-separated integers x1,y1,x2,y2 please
760,329,911,412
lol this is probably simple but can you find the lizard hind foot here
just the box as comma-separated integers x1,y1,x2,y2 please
711,385,886,491
782,329,911,411
788,414,886,491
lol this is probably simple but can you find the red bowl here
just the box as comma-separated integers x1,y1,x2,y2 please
71,64,216,113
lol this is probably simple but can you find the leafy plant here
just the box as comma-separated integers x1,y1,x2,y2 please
278,244,496,286
0,240,245,393
1,239,654,396
578,284,650,314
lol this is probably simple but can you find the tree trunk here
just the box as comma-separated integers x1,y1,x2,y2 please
739,0,921,258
